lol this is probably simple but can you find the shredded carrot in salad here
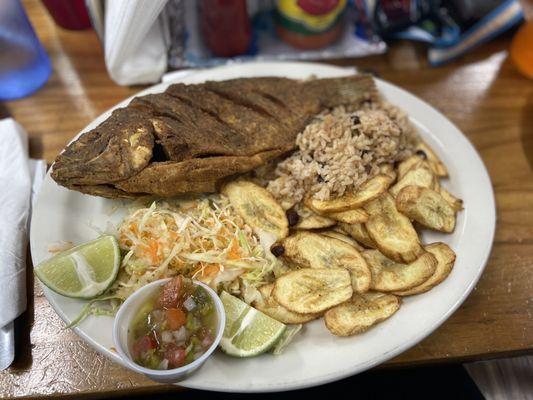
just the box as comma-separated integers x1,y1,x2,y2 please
108,195,280,303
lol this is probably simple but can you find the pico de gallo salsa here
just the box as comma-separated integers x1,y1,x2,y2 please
129,276,218,370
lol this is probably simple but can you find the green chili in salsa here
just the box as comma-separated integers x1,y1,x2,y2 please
129,276,217,370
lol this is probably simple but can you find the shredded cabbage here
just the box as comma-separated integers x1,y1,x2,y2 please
65,295,122,329
68,195,281,327
109,195,278,302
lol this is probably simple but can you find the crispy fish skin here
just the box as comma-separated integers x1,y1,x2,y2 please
165,83,292,157
51,108,154,186
52,75,377,198
302,75,378,108
130,93,253,161
64,184,139,199
324,292,401,336
115,148,287,196
204,78,319,130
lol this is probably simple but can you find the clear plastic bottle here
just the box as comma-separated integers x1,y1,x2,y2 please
0,0,51,100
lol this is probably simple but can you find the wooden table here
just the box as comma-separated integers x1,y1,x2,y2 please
1,0,532,398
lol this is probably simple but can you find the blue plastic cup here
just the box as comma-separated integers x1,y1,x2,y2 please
0,0,51,100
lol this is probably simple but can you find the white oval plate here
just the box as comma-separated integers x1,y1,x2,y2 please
30,62,495,393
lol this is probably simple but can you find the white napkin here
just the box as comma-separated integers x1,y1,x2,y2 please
104,0,168,85
0,119,46,328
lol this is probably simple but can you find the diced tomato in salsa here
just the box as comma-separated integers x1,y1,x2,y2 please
166,308,186,330
129,276,217,370
164,343,187,368
131,334,157,359
159,275,182,308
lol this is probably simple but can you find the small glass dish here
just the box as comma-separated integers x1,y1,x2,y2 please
112,278,225,383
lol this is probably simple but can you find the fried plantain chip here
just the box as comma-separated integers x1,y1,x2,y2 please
319,230,365,251
306,174,394,213
416,141,448,177
324,292,401,336
279,198,297,211
364,193,425,263
379,164,397,182
390,162,436,197
362,250,437,292
397,155,424,179
254,283,321,324
439,187,464,212
338,222,377,249
431,180,463,212
327,208,369,224
393,242,456,296
222,180,288,239
272,259,295,278
396,186,456,233
282,232,371,293
293,204,336,230
273,268,353,314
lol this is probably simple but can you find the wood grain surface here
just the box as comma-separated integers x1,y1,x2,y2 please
1,0,532,398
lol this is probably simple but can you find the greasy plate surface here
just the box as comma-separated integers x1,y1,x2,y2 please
30,62,495,392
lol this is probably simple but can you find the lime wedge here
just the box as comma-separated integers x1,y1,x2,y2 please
34,235,120,299
219,291,286,357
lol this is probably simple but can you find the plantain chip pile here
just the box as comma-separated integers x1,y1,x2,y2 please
222,139,462,337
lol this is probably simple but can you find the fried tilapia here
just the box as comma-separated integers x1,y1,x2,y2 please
51,75,377,198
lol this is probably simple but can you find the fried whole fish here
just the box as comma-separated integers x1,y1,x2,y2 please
51,75,377,198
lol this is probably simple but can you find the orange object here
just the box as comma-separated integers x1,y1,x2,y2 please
166,308,187,330
510,21,533,79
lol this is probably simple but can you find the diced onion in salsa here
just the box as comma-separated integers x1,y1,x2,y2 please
129,276,217,370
